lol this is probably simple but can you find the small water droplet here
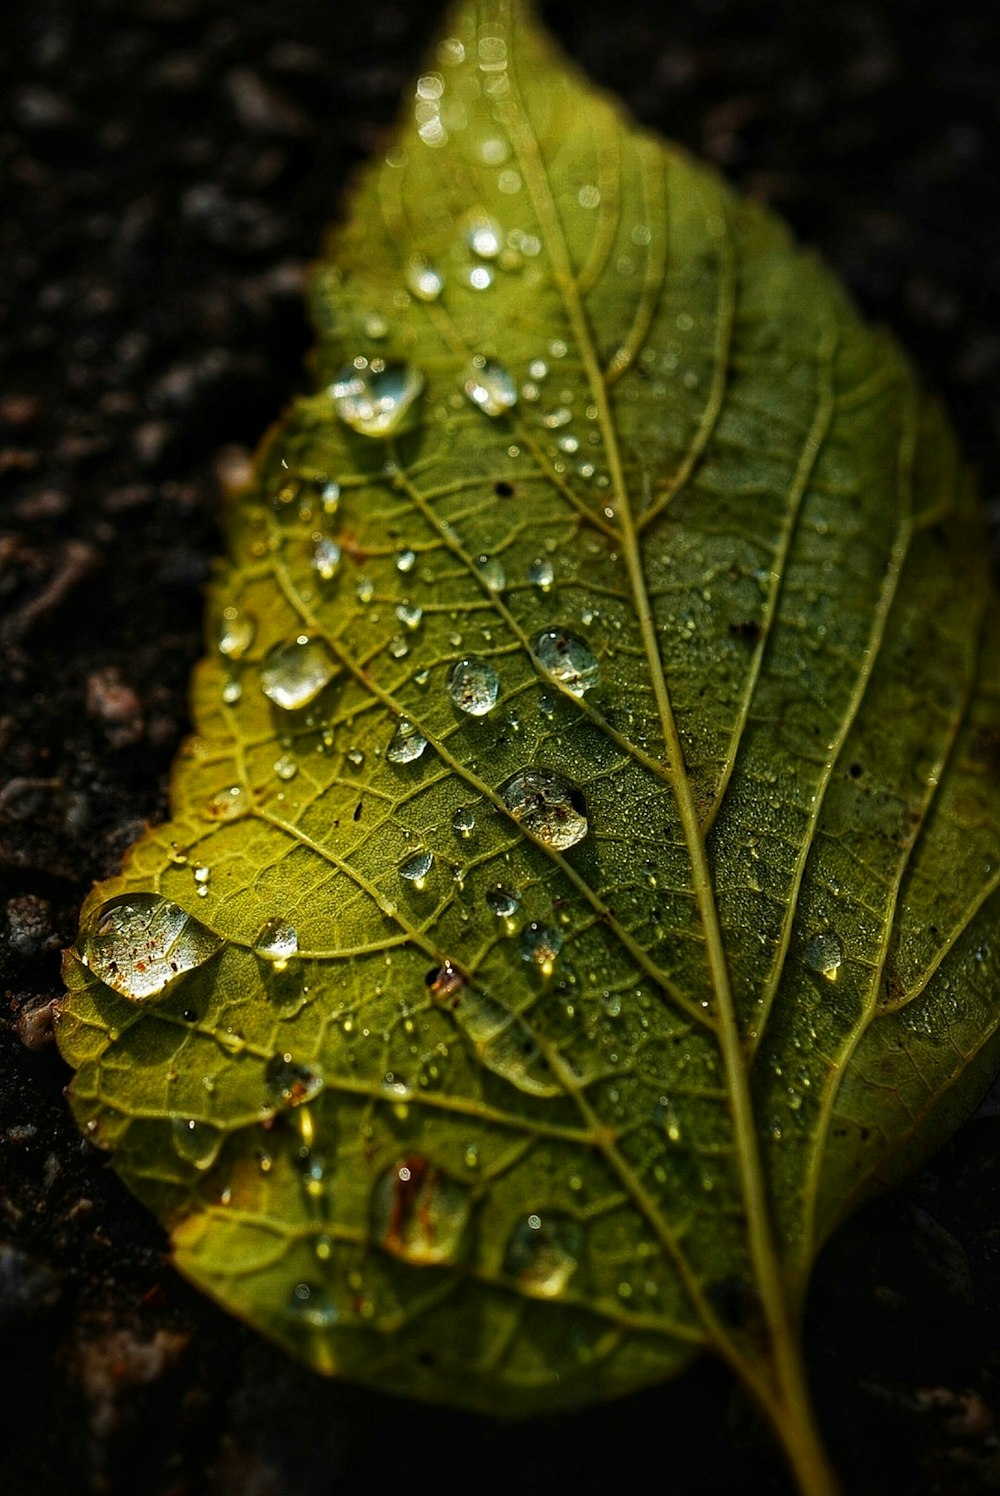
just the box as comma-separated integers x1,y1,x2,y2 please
346,747,365,767
387,718,428,764
84,893,223,1003
519,922,563,974
330,361,424,437
395,601,423,630
399,849,433,886
543,406,572,429
404,257,444,302
529,558,554,591
452,805,476,837
426,958,464,998
504,1212,582,1296
264,1052,323,1108
485,883,519,918
254,918,299,970
206,784,248,821
221,677,242,705
171,1117,222,1170
260,635,337,711
805,931,843,982
531,628,600,696
320,480,340,514
218,607,255,660
396,548,417,573
273,753,298,782
467,211,502,258
475,554,507,591
464,265,493,291
286,1280,338,1328
447,655,499,715
312,536,341,580
577,184,601,209
371,1157,469,1264
463,359,517,417
500,768,588,850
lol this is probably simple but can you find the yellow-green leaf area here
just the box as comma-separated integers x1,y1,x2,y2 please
59,0,1000,1477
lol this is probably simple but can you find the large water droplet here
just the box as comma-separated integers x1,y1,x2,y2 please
218,607,255,660
475,554,507,592
330,361,424,437
254,918,299,969
531,628,600,697
399,849,433,886
387,718,428,764
84,893,223,1003
805,931,843,982
264,1052,324,1109
371,1156,470,1264
485,884,519,918
405,257,444,302
519,922,563,974
504,1212,582,1296
500,768,588,850
171,1117,223,1170
463,359,517,417
260,635,337,711
447,655,499,716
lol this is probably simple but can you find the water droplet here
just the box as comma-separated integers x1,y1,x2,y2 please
577,184,601,209
529,558,554,591
387,719,428,764
464,266,493,291
264,1052,323,1109
260,635,337,711
543,406,572,429
364,312,389,340
312,536,341,580
371,1156,470,1264
447,655,499,716
346,747,365,767
320,480,340,514
255,918,299,969
171,1117,223,1170
84,893,223,1003
504,1212,582,1296
273,753,298,782
330,361,424,437
286,1281,338,1328
519,922,563,974
404,257,444,302
467,212,502,258
426,959,464,998
485,884,519,918
805,932,843,982
500,768,588,850
396,548,417,573
395,601,423,631
218,607,255,660
206,784,248,821
399,849,433,887
528,359,548,380
463,359,517,417
531,628,600,696
452,805,476,837
475,554,507,591
221,678,242,705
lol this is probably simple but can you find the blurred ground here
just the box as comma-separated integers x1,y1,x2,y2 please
1,1,999,1492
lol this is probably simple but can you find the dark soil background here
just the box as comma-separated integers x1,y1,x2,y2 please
2,1,999,1492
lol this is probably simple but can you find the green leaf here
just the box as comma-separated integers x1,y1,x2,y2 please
58,1,1000,1487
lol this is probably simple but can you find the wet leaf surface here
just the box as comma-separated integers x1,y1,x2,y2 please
55,0,1000,1485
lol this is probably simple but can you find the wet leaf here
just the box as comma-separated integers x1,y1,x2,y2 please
59,1,1000,1486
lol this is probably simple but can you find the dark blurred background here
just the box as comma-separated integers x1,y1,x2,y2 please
1,2,999,1492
